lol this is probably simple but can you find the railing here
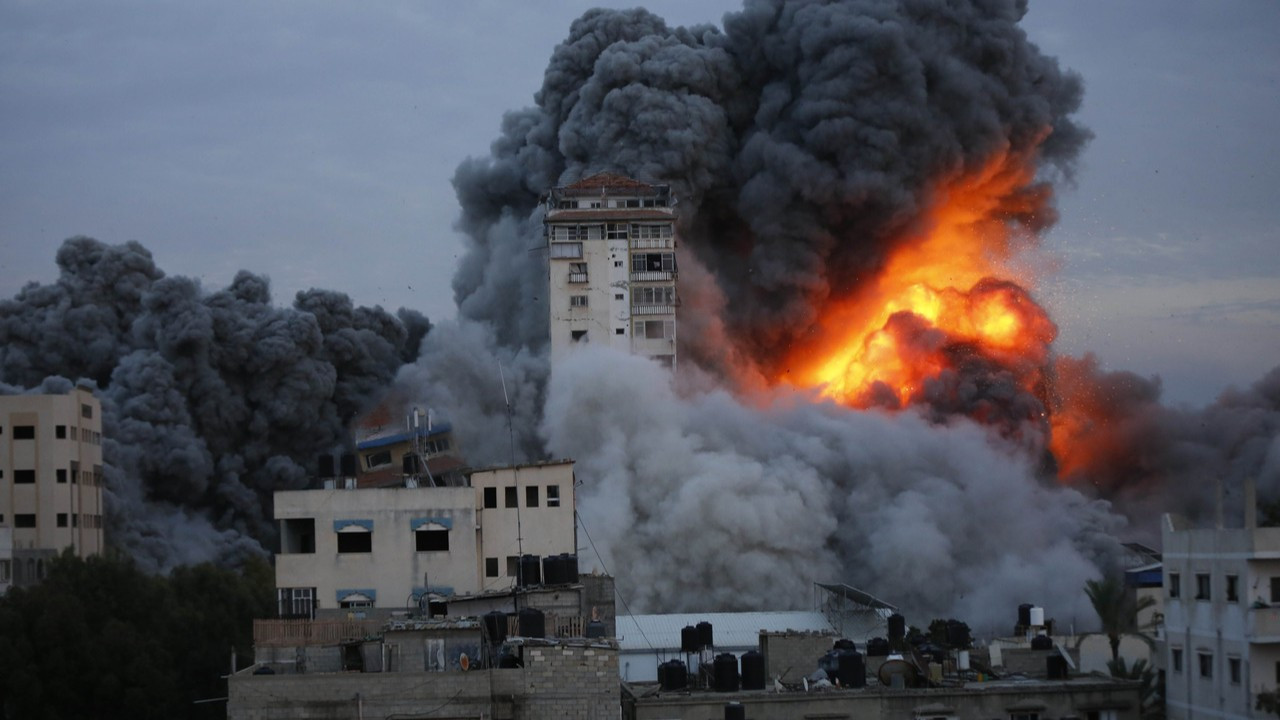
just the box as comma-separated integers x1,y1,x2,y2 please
631,305,675,316
567,272,588,284
1249,607,1280,638
505,613,588,639
630,271,676,282
630,237,673,250
254,618,383,647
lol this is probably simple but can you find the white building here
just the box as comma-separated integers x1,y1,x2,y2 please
1162,508,1280,719
0,386,104,587
544,173,678,368
273,459,577,618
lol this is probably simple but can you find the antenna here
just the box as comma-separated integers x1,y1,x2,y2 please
499,361,525,612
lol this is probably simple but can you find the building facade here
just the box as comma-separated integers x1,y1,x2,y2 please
1162,511,1280,719
273,460,577,617
544,173,678,368
0,387,104,587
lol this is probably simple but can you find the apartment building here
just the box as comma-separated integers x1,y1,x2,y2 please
0,386,104,587
544,173,678,368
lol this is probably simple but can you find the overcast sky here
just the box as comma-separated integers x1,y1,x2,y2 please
1,1,1276,406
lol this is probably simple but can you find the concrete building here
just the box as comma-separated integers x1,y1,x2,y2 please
272,459,577,618
544,172,679,368
0,386,104,587
1162,509,1280,719
349,405,465,489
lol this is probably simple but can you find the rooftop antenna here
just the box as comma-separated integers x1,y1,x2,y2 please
499,361,524,612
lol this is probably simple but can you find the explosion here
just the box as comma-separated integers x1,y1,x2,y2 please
781,150,1057,425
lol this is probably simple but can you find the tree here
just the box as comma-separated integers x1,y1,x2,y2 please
1084,574,1156,661
1108,657,1164,720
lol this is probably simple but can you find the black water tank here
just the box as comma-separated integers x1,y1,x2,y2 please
866,637,890,657
740,650,765,690
1047,654,1069,679
697,621,715,650
713,653,739,692
562,553,580,583
317,454,334,478
946,620,970,648
836,648,866,688
833,638,856,651
819,650,840,681
681,625,700,653
1018,603,1034,628
517,554,541,587
483,610,508,644
542,555,563,585
339,453,357,477
518,607,545,638
887,613,906,642
724,702,746,720
585,620,607,639
498,652,521,669
402,453,418,474
1031,634,1053,651
659,659,688,691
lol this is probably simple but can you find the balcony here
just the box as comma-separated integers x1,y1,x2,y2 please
567,272,588,284
632,305,675,316
1249,607,1280,641
630,237,673,250
630,271,676,282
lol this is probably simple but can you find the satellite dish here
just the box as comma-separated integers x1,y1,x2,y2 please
459,652,470,671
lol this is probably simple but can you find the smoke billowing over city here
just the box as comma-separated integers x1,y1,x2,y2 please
1,0,1277,634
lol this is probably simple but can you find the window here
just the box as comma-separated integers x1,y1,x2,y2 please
485,557,499,577
506,555,519,577
1169,572,1181,599
70,461,78,485
630,223,672,240
526,486,539,507
282,518,316,554
0,560,9,583
56,469,67,484
504,486,518,508
416,529,449,552
615,328,625,335
1198,652,1213,678
571,330,587,342
1196,573,1211,600
631,252,675,273
1009,714,1039,720
570,295,588,308
72,514,79,528
483,487,497,509
363,450,392,469
1227,574,1239,602
606,223,628,239
81,403,93,419
1229,657,1241,684
57,513,67,528
1271,576,1280,604
635,319,674,339
614,293,624,300
547,485,561,507
550,242,583,259
568,262,588,283
337,532,372,554
614,260,623,267
14,514,36,528
277,588,316,618
13,425,34,440
55,425,66,439
1172,648,1183,673
632,286,676,306
340,598,372,609
13,470,34,484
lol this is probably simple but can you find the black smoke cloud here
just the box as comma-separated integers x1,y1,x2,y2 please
0,237,426,571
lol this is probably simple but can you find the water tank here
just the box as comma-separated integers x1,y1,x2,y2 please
740,650,765,690
1029,606,1045,627
724,702,746,720
483,610,508,644
945,620,970,648
562,553,580,583
1018,603,1033,628
518,607,545,639
697,621,715,650
819,650,840,681
836,648,866,688
713,653,740,692
339,453,357,477
542,555,563,585
659,659,688,691
887,613,906,642
585,620,607,639
1047,654,1069,679
833,638,856,651
1031,634,1053,651
866,638,890,657
317,454,334,478
681,625,700,653
498,652,521,669
517,554,541,587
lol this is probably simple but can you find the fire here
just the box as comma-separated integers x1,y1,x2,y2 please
781,151,1057,413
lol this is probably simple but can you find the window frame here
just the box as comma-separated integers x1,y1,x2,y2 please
1169,572,1181,599
1195,573,1211,600
547,485,561,507
483,486,498,509
336,531,373,554
415,529,450,552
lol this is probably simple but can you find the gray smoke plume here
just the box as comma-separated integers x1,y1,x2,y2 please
0,237,427,571
397,0,1139,628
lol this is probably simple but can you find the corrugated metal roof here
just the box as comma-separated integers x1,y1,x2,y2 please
356,422,452,450
615,611,834,652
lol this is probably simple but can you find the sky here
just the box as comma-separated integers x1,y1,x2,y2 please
1,0,1276,407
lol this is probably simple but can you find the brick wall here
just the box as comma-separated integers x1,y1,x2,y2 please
518,640,619,719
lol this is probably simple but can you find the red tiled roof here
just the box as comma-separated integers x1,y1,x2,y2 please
546,209,675,222
564,172,654,192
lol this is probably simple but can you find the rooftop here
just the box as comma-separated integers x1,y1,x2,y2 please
616,611,834,652
561,172,659,195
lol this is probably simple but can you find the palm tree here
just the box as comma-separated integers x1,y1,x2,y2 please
1085,574,1157,662
1108,657,1164,720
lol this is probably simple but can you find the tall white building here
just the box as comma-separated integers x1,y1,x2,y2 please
1163,507,1280,719
0,386,105,587
544,173,678,368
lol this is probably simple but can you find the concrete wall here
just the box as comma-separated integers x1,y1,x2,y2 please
230,639,619,720
629,680,1142,720
760,631,837,684
471,461,577,593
